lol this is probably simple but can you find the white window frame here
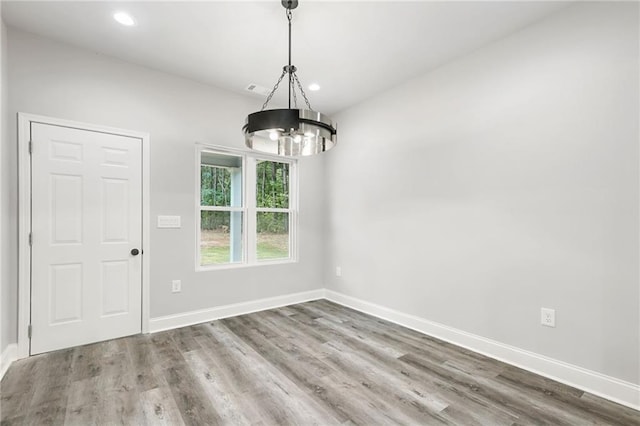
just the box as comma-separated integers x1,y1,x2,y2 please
196,144,298,270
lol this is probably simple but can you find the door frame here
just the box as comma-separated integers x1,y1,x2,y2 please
17,113,151,358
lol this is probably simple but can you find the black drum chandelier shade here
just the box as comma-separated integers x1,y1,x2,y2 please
243,0,337,157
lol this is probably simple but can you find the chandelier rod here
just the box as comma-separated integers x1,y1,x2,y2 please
287,8,293,109
258,0,313,112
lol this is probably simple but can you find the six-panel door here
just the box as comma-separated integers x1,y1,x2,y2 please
30,122,143,355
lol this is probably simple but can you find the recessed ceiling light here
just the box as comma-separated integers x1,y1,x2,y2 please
113,12,136,27
308,83,321,91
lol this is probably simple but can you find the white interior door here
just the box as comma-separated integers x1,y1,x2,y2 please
30,122,143,355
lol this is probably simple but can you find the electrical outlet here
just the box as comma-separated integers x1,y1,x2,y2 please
541,308,555,327
172,280,181,293
336,266,342,277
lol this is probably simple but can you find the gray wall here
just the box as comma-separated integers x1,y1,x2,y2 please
1,11,16,355
5,28,326,335
325,2,639,384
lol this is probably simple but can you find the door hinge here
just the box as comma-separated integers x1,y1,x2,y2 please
28,140,32,154
28,325,32,339
29,233,33,246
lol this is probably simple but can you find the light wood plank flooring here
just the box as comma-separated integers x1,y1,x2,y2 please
1,300,638,425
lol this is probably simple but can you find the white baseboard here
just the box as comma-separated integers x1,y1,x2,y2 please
324,289,640,411
1,343,18,380
149,289,325,333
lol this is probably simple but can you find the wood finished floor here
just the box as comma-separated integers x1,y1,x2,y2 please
1,300,638,425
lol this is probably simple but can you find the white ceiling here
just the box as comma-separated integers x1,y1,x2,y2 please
2,1,569,115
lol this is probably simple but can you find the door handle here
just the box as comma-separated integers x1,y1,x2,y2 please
131,248,140,256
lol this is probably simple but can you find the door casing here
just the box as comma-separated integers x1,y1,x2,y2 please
17,113,151,358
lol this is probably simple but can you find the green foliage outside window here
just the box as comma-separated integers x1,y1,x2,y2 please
200,161,289,233
256,161,289,209
200,166,232,230
256,161,289,234
201,165,231,207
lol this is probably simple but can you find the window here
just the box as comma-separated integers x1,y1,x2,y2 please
256,160,290,261
198,147,297,268
199,151,244,265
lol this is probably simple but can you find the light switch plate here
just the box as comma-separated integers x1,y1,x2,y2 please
157,215,181,228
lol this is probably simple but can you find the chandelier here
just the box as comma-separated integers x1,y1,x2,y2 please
243,0,337,157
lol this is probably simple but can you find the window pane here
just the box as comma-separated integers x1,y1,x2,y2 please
256,161,289,208
200,211,243,265
201,152,242,207
257,212,289,260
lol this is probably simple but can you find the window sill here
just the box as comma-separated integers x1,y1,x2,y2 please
197,258,298,272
